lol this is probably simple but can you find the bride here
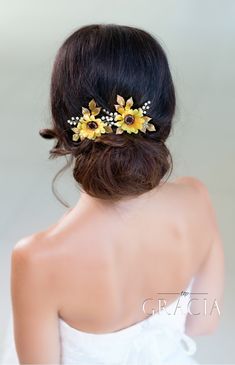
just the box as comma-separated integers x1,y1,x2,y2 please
7,23,224,364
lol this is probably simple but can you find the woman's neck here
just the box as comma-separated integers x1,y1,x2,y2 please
73,183,164,216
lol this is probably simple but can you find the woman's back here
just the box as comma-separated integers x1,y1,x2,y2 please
25,176,212,334
11,177,224,365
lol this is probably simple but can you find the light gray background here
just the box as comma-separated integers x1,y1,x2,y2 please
0,0,234,363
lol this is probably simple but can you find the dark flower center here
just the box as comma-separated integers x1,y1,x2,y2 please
124,114,135,125
87,121,98,129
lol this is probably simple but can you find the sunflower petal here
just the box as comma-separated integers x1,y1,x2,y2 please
116,127,124,134
80,134,86,141
114,114,123,121
126,97,133,109
83,114,90,122
89,99,97,111
146,123,156,131
137,107,144,116
114,105,125,114
118,107,125,114
117,95,125,106
96,119,104,126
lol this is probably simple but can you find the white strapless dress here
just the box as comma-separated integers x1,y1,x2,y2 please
1,280,198,365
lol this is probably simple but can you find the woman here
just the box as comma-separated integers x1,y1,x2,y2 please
11,24,224,364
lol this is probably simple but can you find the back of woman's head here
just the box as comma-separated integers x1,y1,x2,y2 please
40,23,176,203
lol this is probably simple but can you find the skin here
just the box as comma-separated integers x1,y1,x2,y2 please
11,175,224,364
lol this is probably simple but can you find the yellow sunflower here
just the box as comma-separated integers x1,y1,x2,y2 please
71,99,112,141
114,95,156,134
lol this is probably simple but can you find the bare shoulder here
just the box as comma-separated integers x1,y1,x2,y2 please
12,233,40,262
172,175,215,222
171,176,213,207
11,232,56,287
172,175,209,191
11,233,61,324
12,207,73,261
166,176,219,264
12,232,46,260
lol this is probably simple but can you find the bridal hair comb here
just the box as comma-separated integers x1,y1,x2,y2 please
67,95,156,141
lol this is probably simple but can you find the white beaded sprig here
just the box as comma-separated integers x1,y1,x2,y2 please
141,100,151,114
101,109,118,126
67,116,81,125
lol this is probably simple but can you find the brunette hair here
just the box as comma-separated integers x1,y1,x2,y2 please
39,23,176,205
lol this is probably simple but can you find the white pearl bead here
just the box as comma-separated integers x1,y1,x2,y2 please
101,116,105,120
76,117,79,120
71,117,75,120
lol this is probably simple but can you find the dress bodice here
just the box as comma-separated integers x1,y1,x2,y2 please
1,279,198,365
59,278,198,365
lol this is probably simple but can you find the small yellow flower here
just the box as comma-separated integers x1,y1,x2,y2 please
114,95,156,135
71,99,112,141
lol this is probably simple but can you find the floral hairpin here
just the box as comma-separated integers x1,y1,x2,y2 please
67,95,156,141
67,99,112,141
